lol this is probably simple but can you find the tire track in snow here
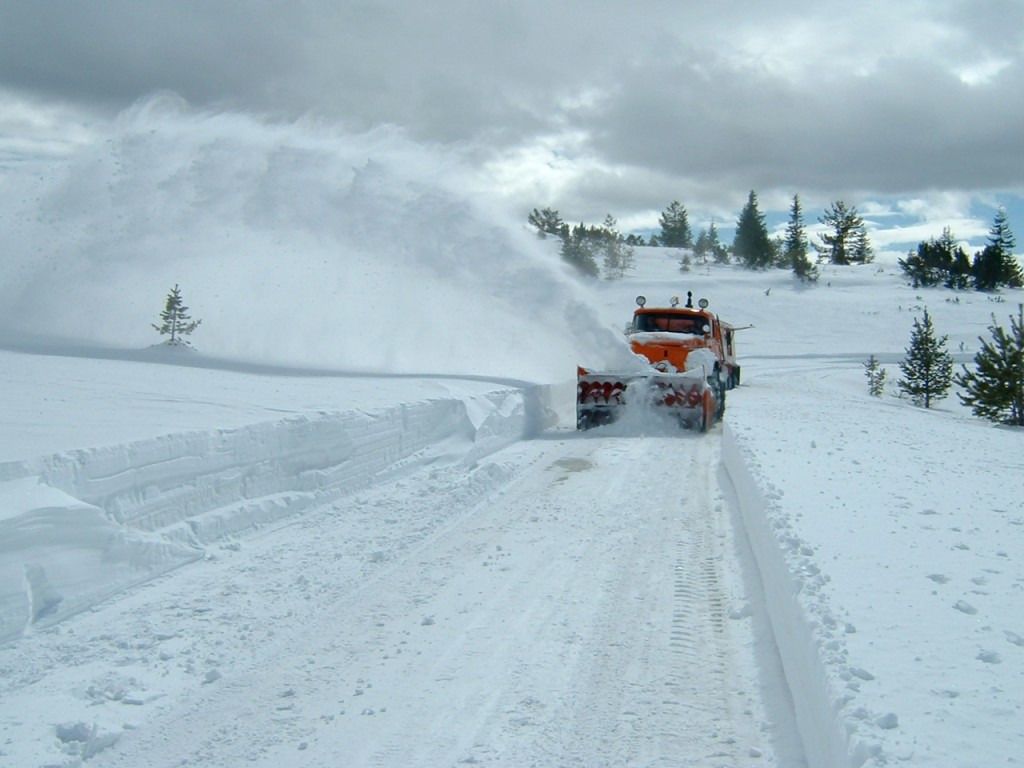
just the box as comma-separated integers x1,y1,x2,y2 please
8,429,790,767
537,432,768,767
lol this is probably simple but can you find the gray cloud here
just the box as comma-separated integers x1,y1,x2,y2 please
1,0,1022,229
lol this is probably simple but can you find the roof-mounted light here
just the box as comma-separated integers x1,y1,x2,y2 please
636,295,647,307
698,298,709,309
670,295,680,307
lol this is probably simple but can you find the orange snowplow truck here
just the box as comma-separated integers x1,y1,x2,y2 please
577,292,741,431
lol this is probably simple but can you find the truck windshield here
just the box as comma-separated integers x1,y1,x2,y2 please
634,313,707,334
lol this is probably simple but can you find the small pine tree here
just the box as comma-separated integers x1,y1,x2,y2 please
658,201,693,249
974,207,1023,290
733,190,774,269
693,224,729,264
153,284,202,345
783,194,817,281
898,309,953,408
955,304,1024,426
693,228,711,264
864,355,887,396
591,214,633,279
988,206,1022,287
601,239,635,279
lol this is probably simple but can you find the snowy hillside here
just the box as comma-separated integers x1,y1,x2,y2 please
1,108,1023,766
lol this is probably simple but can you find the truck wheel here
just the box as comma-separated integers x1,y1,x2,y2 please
700,390,714,432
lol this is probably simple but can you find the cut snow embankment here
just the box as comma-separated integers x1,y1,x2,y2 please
0,383,561,644
723,425,854,768
723,356,1024,768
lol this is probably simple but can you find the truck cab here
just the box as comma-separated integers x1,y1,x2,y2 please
628,294,740,389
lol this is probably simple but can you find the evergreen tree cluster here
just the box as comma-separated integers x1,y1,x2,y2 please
692,221,729,264
529,197,1021,296
884,304,1024,427
528,208,635,279
528,192,874,282
898,209,1022,292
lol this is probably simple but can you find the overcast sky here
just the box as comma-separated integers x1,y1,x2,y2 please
1,0,1022,244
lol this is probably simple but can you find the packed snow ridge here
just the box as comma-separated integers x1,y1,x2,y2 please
0,387,548,644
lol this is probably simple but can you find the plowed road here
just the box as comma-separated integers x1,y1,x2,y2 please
7,431,801,767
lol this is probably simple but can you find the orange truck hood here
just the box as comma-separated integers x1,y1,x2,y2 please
629,332,705,372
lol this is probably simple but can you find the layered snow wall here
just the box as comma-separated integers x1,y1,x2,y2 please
0,387,549,644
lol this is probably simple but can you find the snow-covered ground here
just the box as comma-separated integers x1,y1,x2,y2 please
2,254,1022,767
1,109,1022,766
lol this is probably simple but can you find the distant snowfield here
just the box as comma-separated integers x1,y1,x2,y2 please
0,346,534,463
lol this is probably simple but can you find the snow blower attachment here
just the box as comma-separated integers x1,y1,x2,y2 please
576,292,743,431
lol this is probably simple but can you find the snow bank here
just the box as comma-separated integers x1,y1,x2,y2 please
723,354,1024,768
0,387,548,643
723,424,862,768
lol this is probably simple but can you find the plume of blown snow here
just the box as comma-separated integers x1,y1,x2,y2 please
0,93,629,382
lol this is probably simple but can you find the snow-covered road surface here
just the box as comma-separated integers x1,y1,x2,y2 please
3,429,794,767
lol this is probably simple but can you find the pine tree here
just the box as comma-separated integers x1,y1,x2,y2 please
527,207,567,240
988,206,1017,254
898,309,953,408
707,221,729,264
972,244,1006,291
955,304,1024,426
598,215,635,279
693,228,711,263
982,207,1022,289
898,244,930,288
153,284,202,346
783,194,817,282
851,226,873,264
733,191,774,269
694,222,729,264
561,222,600,277
934,228,973,290
816,200,873,265
947,245,973,290
864,355,887,396
658,201,693,248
